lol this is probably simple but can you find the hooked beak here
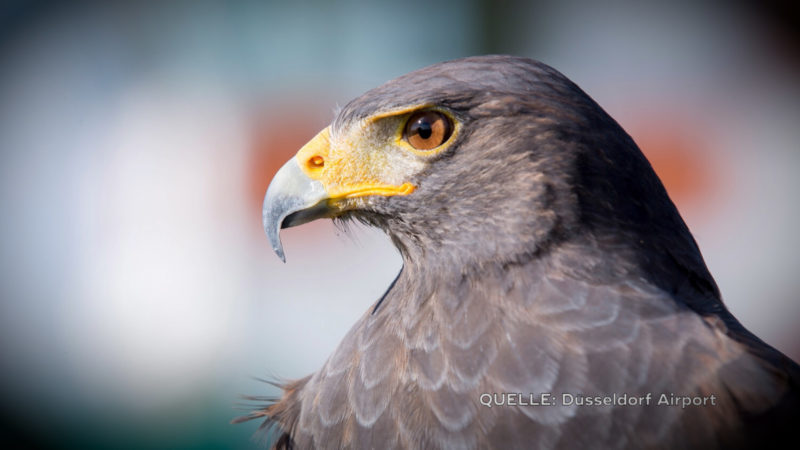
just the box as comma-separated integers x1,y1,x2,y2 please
262,126,416,262
262,157,330,262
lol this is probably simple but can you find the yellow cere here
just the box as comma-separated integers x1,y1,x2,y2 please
292,105,460,202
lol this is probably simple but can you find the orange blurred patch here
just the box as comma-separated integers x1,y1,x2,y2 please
627,116,719,214
247,98,332,223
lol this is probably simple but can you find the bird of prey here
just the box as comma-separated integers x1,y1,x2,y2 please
242,55,799,449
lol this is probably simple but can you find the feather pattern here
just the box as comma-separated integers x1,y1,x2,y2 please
248,248,797,448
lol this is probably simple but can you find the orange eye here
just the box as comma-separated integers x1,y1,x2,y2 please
403,111,453,150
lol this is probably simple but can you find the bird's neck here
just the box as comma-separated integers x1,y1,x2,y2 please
382,222,718,319
382,234,603,315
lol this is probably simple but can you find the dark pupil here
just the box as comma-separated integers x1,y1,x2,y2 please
415,119,433,139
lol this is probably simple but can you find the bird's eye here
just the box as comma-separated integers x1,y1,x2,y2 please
403,111,453,150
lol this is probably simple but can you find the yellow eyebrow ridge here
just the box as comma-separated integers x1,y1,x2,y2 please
365,103,434,124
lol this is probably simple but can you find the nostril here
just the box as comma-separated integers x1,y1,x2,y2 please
308,155,324,169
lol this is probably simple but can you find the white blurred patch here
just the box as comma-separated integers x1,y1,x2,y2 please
74,79,251,408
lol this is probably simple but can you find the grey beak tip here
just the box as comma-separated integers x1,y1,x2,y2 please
263,208,287,263
275,246,286,263
262,158,328,264
266,223,287,263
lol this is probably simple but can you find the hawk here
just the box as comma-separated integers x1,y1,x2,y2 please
241,56,799,449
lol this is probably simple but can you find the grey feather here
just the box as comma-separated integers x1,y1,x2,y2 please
241,55,800,449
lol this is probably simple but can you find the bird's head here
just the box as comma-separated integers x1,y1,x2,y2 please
264,56,697,278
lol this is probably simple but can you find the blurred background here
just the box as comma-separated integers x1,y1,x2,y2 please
0,0,798,448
